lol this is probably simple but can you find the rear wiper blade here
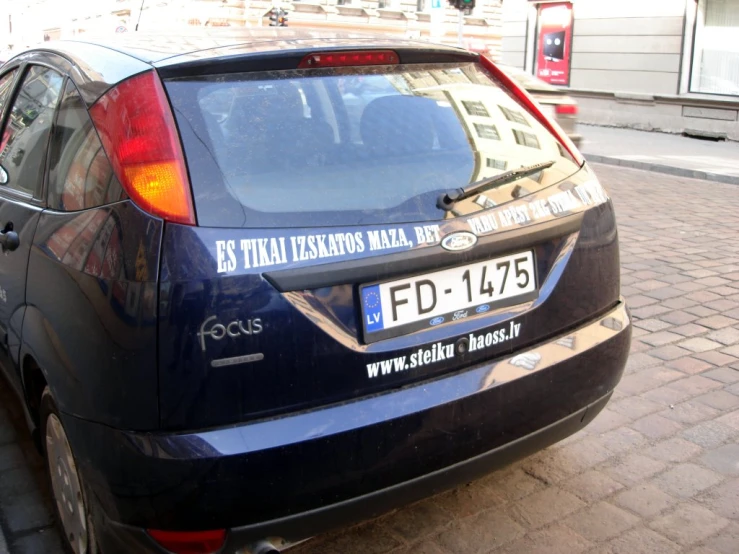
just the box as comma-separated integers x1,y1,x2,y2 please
437,159,556,211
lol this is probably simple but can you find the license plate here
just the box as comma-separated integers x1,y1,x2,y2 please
361,250,537,342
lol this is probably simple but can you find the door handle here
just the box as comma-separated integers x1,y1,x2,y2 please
0,222,19,252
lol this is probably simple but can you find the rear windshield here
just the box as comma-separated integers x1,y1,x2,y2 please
166,62,580,228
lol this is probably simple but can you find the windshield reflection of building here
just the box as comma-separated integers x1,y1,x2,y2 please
402,66,571,218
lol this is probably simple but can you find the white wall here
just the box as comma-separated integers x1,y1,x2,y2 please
570,0,686,94
501,0,688,95
500,0,529,68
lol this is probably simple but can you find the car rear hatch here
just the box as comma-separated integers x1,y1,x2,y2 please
155,44,617,430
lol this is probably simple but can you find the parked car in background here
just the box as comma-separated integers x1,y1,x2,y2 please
0,32,628,554
499,63,582,147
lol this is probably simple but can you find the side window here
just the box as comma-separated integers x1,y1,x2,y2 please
47,80,124,211
0,70,18,156
0,66,63,197
0,70,16,118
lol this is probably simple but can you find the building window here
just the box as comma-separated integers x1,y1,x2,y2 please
690,0,739,96
462,100,490,117
337,0,351,5
486,158,508,170
474,123,500,140
417,0,425,10
499,105,530,126
512,129,540,149
378,0,393,7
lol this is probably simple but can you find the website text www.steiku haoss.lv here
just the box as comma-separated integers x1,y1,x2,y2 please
366,320,521,379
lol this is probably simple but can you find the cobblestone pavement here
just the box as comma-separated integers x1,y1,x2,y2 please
1,163,738,553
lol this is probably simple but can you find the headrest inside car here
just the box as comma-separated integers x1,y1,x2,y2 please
360,95,436,157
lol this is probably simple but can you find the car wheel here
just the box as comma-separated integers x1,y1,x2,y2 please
40,388,99,554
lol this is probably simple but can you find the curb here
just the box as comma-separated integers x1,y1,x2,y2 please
583,153,739,186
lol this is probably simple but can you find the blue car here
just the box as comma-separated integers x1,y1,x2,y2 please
0,31,630,554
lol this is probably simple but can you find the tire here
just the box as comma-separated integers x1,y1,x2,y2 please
40,387,100,554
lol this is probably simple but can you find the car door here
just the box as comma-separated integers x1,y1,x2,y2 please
0,63,64,390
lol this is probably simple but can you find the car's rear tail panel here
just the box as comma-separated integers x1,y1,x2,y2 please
157,168,618,430
157,51,620,431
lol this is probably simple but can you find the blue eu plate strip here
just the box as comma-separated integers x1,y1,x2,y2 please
362,285,383,332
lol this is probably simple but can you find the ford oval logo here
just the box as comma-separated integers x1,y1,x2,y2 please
430,316,445,326
476,304,490,314
441,231,478,252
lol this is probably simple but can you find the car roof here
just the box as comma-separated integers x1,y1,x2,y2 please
2,30,477,105
62,29,472,65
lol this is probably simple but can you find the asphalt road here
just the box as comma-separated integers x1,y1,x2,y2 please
1,163,738,554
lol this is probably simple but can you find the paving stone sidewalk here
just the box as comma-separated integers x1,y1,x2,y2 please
581,125,739,185
0,385,63,553
1,162,738,553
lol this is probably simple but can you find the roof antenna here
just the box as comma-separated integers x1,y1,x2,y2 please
135,0,145,31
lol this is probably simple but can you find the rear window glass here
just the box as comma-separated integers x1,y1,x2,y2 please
166,62,579,228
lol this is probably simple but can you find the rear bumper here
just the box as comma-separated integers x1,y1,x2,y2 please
101,392,614,554
64,300,630,553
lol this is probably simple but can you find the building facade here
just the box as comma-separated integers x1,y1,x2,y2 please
502,0,739,140
1,0,504,58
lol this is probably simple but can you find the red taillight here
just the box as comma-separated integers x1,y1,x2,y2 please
298,50,399,69
479,56,583,165
89,71,196,225
556,104,578,115
147,529,226,554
